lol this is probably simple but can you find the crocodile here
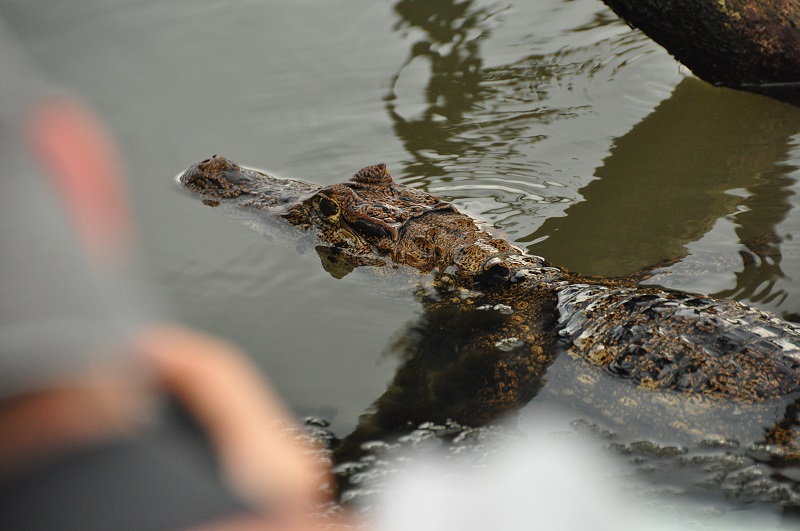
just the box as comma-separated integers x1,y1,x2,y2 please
179,155,800,452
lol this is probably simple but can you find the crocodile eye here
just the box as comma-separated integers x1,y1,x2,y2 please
318,196,340,219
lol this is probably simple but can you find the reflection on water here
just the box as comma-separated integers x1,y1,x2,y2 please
387,0,606,186
528,78,800,292
386,0,800,318
387,0,496,178
384,0,652,232
386,0,664,196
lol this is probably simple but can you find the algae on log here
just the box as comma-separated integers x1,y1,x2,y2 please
601,0,800,98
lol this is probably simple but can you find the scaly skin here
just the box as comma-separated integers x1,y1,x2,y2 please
180,155,800,403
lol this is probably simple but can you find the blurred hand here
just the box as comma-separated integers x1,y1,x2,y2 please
22,96,346,529
136,326,335,526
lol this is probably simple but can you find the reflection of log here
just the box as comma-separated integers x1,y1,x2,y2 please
524,78,800,278
602,1,800,93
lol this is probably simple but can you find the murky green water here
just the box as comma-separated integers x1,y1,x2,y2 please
6,0,800,524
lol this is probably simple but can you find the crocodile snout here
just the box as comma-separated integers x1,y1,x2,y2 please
179,155,252,198
179,156,322,211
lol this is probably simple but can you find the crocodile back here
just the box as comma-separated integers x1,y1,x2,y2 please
557,284,800,401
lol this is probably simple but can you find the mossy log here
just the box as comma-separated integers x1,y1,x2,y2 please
601,0,800,98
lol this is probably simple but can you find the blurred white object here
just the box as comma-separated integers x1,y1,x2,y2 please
369,417,782,531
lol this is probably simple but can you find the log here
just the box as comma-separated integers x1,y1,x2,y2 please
601,0,800,100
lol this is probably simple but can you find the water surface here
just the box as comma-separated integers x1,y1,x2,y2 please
6,0,800,523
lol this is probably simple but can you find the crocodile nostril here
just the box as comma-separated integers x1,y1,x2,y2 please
477,259,512,287
180,156,249,198
220,168,250,185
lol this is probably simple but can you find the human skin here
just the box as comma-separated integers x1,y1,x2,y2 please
136,326,334,517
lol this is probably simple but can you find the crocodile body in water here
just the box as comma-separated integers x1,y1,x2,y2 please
179,155,800,454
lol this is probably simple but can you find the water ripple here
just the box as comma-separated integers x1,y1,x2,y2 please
388,1,680,237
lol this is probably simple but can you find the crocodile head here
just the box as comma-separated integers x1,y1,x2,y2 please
180,155,558,285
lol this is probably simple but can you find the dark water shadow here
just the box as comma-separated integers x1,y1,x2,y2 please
333,287,559,462
522,77,800,305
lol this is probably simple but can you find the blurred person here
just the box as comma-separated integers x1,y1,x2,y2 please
0,18,339,530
